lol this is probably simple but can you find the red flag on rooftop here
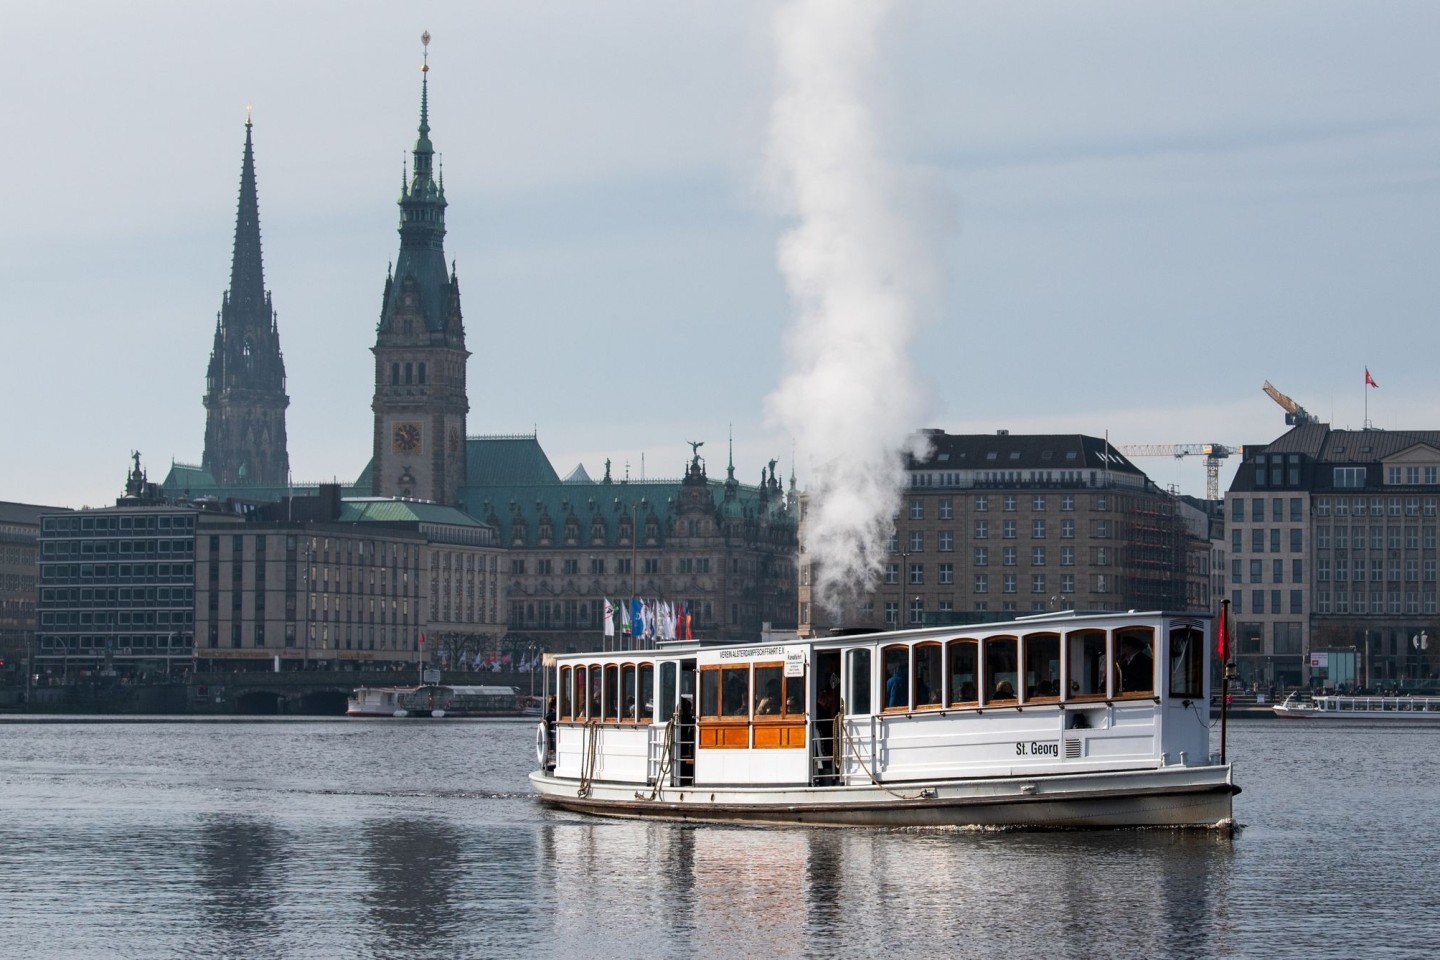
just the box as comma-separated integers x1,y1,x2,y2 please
1365,367,1379,388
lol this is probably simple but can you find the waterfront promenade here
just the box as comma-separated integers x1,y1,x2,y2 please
0,667,541,716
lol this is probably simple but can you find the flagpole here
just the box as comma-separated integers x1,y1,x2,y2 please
1219,598,1231,765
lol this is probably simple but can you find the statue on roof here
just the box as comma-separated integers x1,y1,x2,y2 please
688,440,704,468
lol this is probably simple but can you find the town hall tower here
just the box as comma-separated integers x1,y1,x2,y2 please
371,34,469,505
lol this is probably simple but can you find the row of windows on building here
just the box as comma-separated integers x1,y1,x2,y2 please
902,494,1099,518
42,539,194,558
505,556,732,576
1323,467,1440,489
207,534,426,568
40,563,194,583
206,621,421,651
1231,586,1440,616
42,515,195,534
1232,495,1440,521
886,520,1096,551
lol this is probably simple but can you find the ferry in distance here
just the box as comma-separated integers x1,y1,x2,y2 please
348,682,522,718
1273,691,1440,722
529,610,1238,829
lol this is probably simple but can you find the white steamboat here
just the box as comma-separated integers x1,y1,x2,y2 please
530,610,1237,829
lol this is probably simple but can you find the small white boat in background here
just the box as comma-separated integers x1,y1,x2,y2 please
348,683,522,718
531,610,1237,829
1274,692,1440,722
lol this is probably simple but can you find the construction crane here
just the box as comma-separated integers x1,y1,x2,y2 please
1117,444,1241,501
1262,380,1317,426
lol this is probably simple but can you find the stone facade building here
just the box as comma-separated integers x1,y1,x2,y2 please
1226,423,1440,688
202,117,290,488
464,440,797,654
193,487,504,672
0,500,68,671
799,430,1211,636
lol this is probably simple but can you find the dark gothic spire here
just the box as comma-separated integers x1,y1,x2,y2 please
202,112,290,488
229,109,266,316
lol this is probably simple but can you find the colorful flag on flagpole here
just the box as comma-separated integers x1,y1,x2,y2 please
1365,367,1379,388
631,598,644,639
603,599,615,637
620,599,631,634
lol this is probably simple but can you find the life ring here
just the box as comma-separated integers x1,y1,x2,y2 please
535,720,548,767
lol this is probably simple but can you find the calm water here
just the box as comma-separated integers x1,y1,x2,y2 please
0,717,1436,960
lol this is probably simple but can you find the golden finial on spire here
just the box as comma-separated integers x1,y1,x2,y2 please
245,103,253,127
421,30,430,73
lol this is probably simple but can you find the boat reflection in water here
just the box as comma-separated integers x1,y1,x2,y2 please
535,813,1235,956
531,610,1238,829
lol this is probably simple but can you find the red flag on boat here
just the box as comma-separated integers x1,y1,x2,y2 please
1216,601,1230,662
1365,367,1379,388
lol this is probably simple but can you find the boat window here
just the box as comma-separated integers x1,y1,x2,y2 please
782,670,806,719
882,644,909,710
1169,626,1203,698
914,642,943,709
948,639,978,706
1116,629,1155,697
620,663,637,721
700,667,720,718
721,666,750,717
558,666,572,720
984,636,1019,704
1023,632,1061,701
639,663,655,721
658,662,677,722
847,648,872,714
603,664,619,722
755,663,784,715
1065,629,1108,700
575,665,589,719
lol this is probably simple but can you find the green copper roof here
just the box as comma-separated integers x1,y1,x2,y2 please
338,498,483,526
465,436,561,486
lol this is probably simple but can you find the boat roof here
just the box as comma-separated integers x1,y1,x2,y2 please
560,610,1204,663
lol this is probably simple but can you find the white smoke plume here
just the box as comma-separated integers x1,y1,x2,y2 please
765,0,949,617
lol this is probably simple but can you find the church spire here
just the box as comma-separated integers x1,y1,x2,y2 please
228,107,266,316
203,112,290,488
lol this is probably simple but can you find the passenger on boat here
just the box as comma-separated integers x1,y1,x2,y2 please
993,680,1016,700
543,696,557,771
677,696,696,784
886,666,906,708
1119,637,1153,694
815,684,840,784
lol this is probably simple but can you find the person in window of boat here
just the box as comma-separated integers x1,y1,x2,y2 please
993,679,1016,701
1118,636,1153,693
756,678,782,715
886,664,906,708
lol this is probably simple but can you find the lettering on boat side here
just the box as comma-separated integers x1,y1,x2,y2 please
719,646,787,660
1016,741,1060,758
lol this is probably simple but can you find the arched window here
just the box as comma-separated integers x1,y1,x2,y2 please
948,639,978,706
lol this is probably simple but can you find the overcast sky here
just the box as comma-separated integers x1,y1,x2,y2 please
5,1,1439,508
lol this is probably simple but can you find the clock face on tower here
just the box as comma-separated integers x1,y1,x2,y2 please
392,422,422,453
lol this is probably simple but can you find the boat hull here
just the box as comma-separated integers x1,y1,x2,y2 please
529,764,1237,830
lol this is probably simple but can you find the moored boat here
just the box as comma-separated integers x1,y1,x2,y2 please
1274,691,1440,721
530,610,1237,829
348,683,522,718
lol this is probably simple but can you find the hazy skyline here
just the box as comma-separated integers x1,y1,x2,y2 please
5,2,1439,508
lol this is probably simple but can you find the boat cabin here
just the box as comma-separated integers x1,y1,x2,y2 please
541,611,1212,788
